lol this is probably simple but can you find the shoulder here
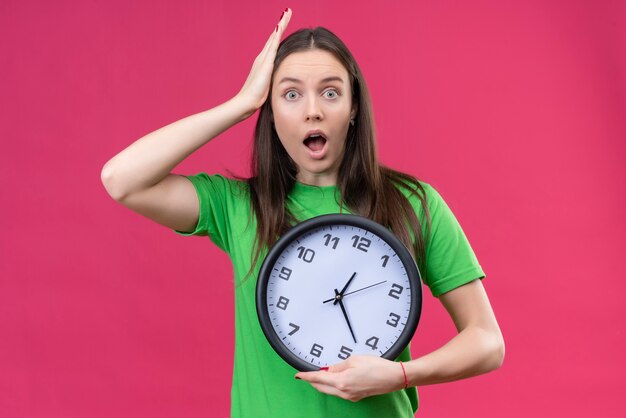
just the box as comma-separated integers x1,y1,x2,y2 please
185,173,249,197
390,175,440,211
386,174,454,233
383,167,433,197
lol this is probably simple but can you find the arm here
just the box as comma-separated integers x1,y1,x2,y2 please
100,98,254,234
100,10,292,231
100,96,253,202
405,278,505,385
296,279,505,401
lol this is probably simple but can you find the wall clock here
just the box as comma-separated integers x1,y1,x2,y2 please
256,214,422,371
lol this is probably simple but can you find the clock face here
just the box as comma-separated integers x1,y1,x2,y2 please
256,214,422,371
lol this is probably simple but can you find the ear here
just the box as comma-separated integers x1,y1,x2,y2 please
350,103,358,120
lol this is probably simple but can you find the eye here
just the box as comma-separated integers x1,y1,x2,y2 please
323,89,339,99
284,90,300,100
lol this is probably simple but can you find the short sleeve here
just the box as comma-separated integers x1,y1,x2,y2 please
420,184,485,297
172,173,232,252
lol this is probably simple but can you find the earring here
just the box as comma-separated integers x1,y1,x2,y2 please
350,119,355,126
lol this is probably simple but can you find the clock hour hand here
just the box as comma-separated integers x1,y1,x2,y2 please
322,280,387,304
335,289,357,343
334,272,357,305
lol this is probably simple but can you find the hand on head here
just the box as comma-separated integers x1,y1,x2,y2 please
237,8,292,114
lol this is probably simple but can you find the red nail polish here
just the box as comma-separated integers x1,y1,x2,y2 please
285,8,289,12
295,376,301,380
280,11,284,20
320,367,329,371
275,24,278,32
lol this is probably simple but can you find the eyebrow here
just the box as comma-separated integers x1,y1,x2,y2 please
277,76,344,85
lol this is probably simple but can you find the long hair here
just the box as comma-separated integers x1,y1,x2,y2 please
247,27,431,278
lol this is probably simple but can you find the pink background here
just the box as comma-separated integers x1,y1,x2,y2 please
2,0,625,416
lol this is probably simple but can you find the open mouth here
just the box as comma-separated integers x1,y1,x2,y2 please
303,134,327,152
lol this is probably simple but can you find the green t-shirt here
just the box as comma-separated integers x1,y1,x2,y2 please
174,174,485,417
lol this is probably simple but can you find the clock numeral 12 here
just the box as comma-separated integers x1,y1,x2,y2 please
296,246,315,263
351,235,371,252
323,234,340,249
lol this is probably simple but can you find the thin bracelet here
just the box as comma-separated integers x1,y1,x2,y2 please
399,361,408,389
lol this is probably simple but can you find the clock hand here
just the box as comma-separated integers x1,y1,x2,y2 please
334,271,357,305
322,280,387,304
343,280,388,298
335,289,357,343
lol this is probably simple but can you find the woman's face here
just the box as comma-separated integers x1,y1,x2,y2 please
271,49,356,186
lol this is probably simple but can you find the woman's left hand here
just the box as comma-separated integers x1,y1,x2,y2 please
295,355,406,402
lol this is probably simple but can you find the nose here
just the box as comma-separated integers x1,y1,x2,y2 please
305,96,323,122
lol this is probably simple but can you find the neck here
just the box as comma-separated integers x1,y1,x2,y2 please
296,172,337,187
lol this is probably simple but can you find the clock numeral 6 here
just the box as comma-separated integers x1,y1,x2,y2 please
323,234,340,250
388,283,404,299
351,235,371,252
296,246,315,263
337,345,353,360
386,312,401,328
278,266,292,281
365,336,379,351
276,296,290,310
310,343,324,358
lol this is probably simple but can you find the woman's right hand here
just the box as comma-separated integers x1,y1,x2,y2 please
236,8,292,119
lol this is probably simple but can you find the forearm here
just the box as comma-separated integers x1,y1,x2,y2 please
405,325,505,387
101,95,254,200
297,281,504,401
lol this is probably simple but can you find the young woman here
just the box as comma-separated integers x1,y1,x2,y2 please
101,8,504,417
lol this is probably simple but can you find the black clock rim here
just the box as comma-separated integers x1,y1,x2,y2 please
256,213,422,372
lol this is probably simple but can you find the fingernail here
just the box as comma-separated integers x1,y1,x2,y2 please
295,376,301,380
285,7,289,12
320,367,329,371
275,24,278,32
279,11,284,20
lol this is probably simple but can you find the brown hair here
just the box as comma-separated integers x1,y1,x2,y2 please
247,27,431,277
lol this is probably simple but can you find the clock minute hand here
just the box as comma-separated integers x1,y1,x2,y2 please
335,289,357,343
322,280,387,304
